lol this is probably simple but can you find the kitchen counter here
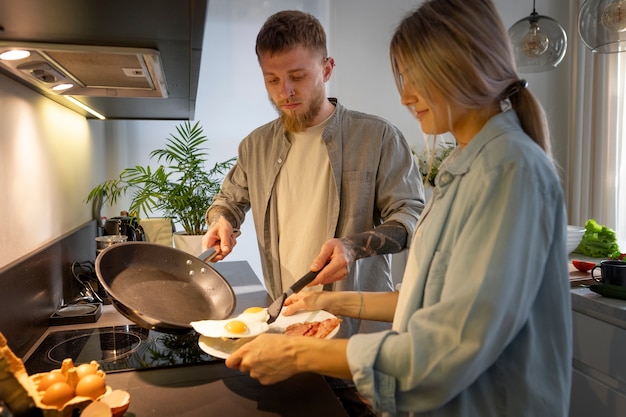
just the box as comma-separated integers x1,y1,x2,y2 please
22,261,350,417
569,281,626,417
105,364,345,417
570,286,626,329
568,253,626,329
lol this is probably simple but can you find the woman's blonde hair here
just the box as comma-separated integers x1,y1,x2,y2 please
390,0,552,159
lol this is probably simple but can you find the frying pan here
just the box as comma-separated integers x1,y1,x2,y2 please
95,242,236,334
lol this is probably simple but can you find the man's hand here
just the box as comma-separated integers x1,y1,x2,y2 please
308,238,354,286
306,222,409,286
202,216,238,261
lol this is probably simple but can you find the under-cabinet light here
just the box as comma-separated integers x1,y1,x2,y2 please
0,49,30,61
52,83,74,91
65,96,106,120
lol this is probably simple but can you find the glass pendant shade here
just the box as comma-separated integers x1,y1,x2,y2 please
509,11,568,73
579,0,626,53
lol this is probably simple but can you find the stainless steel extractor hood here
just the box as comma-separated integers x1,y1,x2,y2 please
0,43,168,99
0,0,208,120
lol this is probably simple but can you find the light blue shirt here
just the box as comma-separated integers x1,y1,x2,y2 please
347,110,572,416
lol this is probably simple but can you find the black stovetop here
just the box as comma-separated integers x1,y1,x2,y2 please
24,324,218,375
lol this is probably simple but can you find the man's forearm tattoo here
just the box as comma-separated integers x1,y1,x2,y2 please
339,221,408,261
206,206,238,229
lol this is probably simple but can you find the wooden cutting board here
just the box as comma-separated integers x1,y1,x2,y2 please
569,261,596,288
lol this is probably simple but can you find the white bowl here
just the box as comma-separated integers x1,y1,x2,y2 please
567,225,585,254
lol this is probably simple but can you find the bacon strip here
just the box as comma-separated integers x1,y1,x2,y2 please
316,318,342,338
284,318,341,338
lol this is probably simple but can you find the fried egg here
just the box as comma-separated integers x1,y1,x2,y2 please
190,306,270,338
239,306,270,322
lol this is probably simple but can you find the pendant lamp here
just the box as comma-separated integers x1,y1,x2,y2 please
508,0,568,73
579,0,626,53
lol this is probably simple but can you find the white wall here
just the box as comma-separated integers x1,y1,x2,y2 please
99,0,334,280
75,0,577,279
0,0,574,276
99,0,428,281
328,0,424,149
0,76,105,268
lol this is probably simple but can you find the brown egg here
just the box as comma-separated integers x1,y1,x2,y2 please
75,363,98,380
41,382,74,408
75,374,107,400
37,371,67,391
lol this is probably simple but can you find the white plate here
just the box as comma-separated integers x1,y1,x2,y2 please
198,310,340,359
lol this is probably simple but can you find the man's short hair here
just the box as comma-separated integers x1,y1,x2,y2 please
256,10,327,60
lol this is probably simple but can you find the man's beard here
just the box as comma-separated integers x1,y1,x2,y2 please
271,88,325,133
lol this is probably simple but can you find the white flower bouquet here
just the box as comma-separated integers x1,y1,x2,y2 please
413,142,456,187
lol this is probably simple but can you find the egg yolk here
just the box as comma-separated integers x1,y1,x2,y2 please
243,306,264,314
224,320,248,334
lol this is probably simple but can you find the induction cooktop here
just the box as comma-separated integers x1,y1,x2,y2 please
23,325,219,375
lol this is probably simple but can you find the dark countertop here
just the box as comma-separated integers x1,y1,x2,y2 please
106,364,346,417
23,260,350,417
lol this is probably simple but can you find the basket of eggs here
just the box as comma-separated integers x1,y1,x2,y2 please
31,358,111,415
0,332,130,417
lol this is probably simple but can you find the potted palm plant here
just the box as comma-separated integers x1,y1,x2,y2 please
86,121,236,253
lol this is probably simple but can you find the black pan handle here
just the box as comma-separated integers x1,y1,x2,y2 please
286,270,320,297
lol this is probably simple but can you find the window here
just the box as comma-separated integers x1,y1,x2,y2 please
615,54,625,250
568,43,625,252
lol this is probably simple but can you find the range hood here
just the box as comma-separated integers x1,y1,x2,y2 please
0,43,168,99
0,0,208,120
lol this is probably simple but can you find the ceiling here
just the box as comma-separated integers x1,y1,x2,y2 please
0,0,208,120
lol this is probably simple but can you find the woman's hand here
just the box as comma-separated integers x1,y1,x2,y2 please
225,333,302,384
225,333,352,383
282,291,328,316
286,291,400,322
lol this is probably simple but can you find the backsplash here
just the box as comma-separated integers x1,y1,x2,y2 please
0,221,97,357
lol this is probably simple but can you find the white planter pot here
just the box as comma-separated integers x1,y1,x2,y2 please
139,217,173,246
172,232,204,256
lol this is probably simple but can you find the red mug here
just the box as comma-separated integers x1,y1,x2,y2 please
591,260,626,287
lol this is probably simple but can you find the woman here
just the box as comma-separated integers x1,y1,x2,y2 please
226,0,572,415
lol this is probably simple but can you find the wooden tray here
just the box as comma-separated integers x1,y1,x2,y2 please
569,261,595,288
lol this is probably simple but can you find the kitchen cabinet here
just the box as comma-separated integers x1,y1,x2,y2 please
0,0,207,120
570,288,626,417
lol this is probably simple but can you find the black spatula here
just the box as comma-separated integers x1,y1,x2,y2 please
266,270,320,324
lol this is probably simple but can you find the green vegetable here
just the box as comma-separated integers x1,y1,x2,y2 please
573,218,620,258
589,284,626,300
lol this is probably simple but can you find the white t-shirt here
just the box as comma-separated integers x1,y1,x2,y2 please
275,113,334,292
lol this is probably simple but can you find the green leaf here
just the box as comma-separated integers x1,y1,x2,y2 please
85,121,236,235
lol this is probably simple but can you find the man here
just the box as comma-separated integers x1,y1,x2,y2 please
202,10,424,337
